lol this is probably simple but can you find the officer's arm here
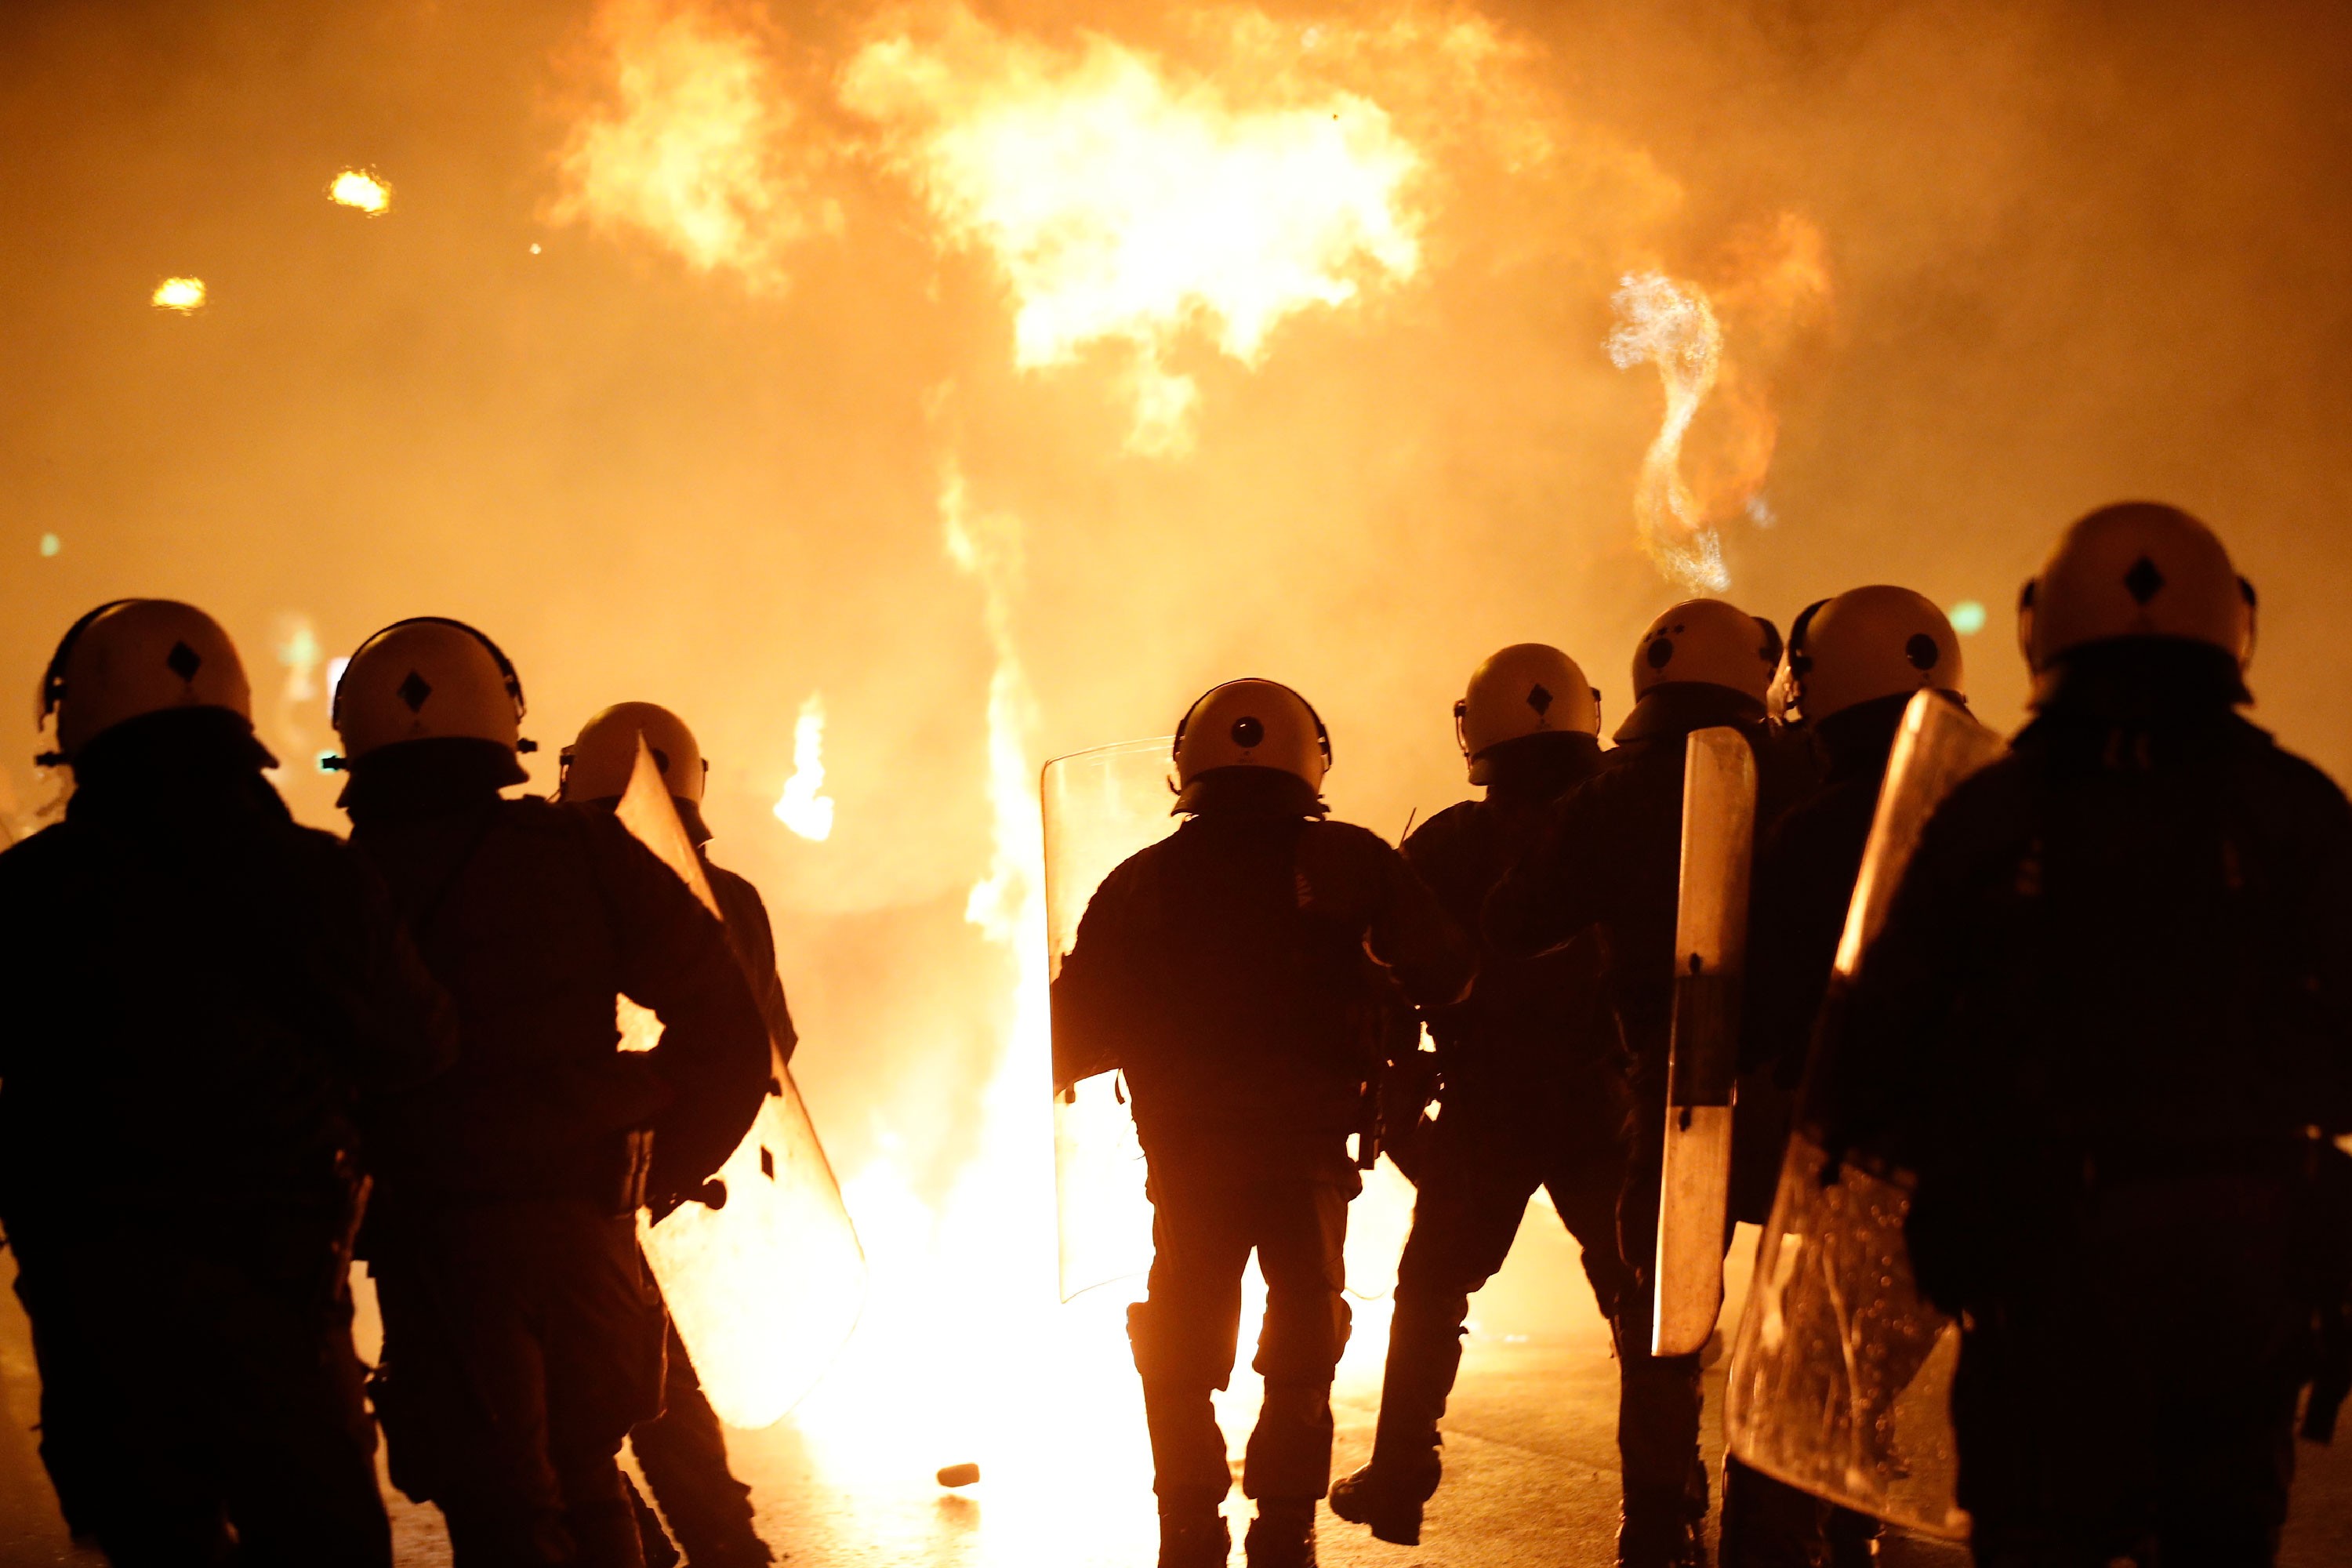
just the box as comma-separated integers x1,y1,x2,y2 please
592,820,771,1200
710,864,800,1065
1049,858,1143,1093
1739,815,1841,1085
1361,838,1476,1011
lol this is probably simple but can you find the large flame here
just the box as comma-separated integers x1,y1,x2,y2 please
551,0,836,291
151,277,205,313
842,11,1425,456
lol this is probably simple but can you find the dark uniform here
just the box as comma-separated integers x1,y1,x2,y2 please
1486,683,1811,1565
1358,731,1634,1508
1720,691,1920,1566
1051,768,1475,1557
1820,644,2352,1566
0,709,456,1566
346,739,770,1567
622,824,796,1568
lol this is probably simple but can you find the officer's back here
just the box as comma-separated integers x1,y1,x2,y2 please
0,601,455,1568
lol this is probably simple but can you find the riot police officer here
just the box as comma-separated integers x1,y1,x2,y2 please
1486,600,1802,1568
560,701,793,1568
0,601,456,1566
1820,503,2352,1566
1723,586,1965,1568
1051,680,1475,1568
1329,644,1634,1547
332,619,770,1566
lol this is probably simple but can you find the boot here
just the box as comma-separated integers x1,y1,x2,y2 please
1327,1452,1439,1546
1243,1501,1317,1568
1617,1510,1706,1568
1157,1507,1230,1568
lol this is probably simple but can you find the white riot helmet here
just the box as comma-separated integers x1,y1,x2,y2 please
1630,599,1783,705
1456,644,1600,785
330,617,535,766
560,702,706,804
2018,502,2255,699
1171,678,1330,810
1782,586,1964,726
37,599,257,764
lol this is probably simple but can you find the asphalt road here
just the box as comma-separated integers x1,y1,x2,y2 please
0,1206,2346,1566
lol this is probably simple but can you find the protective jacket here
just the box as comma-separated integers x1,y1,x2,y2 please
1740,691,1912,1087
1051,771,1474,1155
1403,732,1625,1118
1820,646,2352,1309
1484,684,1813,1083
343,742,769,1214
0,710,455,1231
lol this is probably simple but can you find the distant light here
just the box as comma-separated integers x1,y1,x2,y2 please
529,242,542,255
37,533,60,558
328,169,392,215
151,277,205,313
1950,600,1988,636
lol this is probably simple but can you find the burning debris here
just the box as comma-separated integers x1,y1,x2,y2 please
151,276,205,313
327,168,393,214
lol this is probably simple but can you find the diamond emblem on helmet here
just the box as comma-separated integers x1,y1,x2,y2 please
164,641,202,682
397,670,433,713
2124,554,2166,606
1526,683,1554,716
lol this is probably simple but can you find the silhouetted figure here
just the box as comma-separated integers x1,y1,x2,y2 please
1486,599,1803,1568
1052,680,1475,1568
1820,505,2352,1567
1720,586,1965,1568
0,601,455,1566
332,619,769,1568
1330,644,1634,1547
561,701,792,1568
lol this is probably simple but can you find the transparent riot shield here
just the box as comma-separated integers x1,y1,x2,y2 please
613,738,867,1429
1653,727,1758,1356
1723,690,2005,1538
1042,736,1180,1302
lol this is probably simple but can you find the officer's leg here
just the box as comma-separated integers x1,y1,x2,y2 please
205,1237,396,1568
630,1315,769,1567
1947,1306,2129,1568
1333,1120,1530,1543
1132,1155,1251,1566
373,1218,573,1564
544,1207,668,1568
1544,1065,1638,1324
13,1233,237,1565
1613,1142,1707,1568
1242,1163,1356,1567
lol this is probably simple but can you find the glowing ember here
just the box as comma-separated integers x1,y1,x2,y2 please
842,13,1425,456
551,0,836,292
328,168,392,214
1608,270,1729,591
771,692,835,841
151,277,205,313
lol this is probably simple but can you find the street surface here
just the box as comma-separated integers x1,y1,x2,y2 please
0,1203,2345,1566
